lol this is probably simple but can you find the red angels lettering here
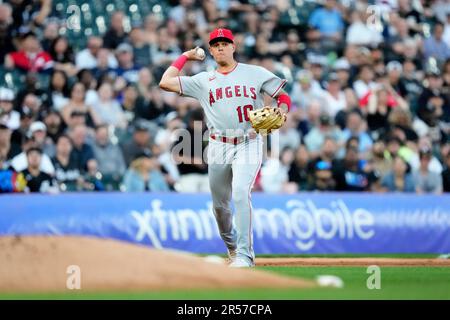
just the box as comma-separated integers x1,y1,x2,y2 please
216,88,223,100
209,90,215,106
225,86,233,98
234,85,241,97
243,86,249,98
250,87,256,100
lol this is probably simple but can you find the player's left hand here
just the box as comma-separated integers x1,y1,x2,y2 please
248,106,287,135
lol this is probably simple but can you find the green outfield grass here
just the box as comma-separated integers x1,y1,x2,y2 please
1,266,449,300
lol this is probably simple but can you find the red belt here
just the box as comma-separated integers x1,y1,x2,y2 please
210,132,257,145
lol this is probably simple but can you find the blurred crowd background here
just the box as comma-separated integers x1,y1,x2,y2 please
0,0,450,194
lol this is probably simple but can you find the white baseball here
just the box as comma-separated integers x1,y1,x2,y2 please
196,47,206,59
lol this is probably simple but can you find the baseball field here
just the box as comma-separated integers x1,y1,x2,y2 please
0,236,448,300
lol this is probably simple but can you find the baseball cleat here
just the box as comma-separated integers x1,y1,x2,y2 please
229,257,255,268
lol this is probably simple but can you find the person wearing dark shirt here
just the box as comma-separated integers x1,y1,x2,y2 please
121,121,153,166
115,43,140,83
333,146,378,191
288,145,310,191
0,3,15,65
172,109,208,192
21,147,55,193
69,124,94,172
52,135,81,191
129,26,152,67
102,11,127,50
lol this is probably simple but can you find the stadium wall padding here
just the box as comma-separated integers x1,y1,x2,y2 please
0,192,450,254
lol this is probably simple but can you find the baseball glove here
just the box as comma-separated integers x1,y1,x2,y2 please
248,106,287,134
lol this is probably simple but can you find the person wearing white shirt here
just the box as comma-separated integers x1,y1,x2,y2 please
346,10,383,46
75,36,118,70
0,87,20,130
323,73,347,117
353,64,378,99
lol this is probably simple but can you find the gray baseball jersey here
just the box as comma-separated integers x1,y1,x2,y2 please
178,63,287,265
178,63,287,133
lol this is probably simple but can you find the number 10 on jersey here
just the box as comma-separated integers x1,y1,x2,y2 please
236,104,253,123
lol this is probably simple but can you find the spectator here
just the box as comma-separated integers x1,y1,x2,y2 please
323,72,348,117
304,113,343,158
381,155,416,192
369,140,392,179
308,0,344,44
28,121,55,157
400,59,423,112
279,30,304,68
346,9,383,47
260,148,292,194
288,145,310,191
69,124,95,172
92,48,118,81
146,86,174,122
414,147,443,194
92,124,126,188
341,109,373,157
75,36,117,70
45,70,70,111
333,58,353,90
333,146,378,192
41,19,59,52
364,83,409,137
0,87,20,130
9,108,35,155
387,108,419,143
81,159,105,191
52,134,81,192
310,160,336,191
5,32,53,73
154,112,183,189
21,147,57,193
41,109,64,143
353,65,377,99
121,121,153,166
173,109,208,193
48,35,76,76
61,82,101,128
128,26,152,67
122,154,169,192
290,69,324,110
115,43,140,83
0,3,15,65
103,11,127,50
91,82,127,129
423,22,450,67
11,135,55,175
0,123,18,161
275,115,301,154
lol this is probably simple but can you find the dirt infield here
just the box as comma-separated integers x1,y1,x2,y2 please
256,257,450,267
0,236,315,293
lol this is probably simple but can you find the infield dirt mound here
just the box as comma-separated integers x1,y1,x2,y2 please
0,236,315,293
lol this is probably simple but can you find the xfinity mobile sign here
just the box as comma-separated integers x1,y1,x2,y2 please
0,193,449,254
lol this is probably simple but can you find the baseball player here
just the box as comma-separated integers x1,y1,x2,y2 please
159,28,291,267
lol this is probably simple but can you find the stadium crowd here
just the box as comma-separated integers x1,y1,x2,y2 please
0,0,450,194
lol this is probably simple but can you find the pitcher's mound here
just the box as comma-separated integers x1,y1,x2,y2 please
0,236,315,293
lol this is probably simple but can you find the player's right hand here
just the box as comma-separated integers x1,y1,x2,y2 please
182,47,206,61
